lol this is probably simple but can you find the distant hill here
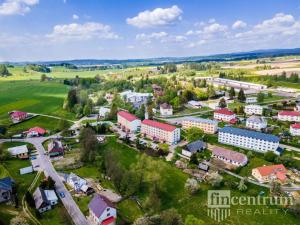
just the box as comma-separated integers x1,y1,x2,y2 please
5,47,300,67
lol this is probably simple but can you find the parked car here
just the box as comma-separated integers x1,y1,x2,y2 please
59,192,65,198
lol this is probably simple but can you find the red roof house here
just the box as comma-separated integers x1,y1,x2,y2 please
291,124,300,129
214,108,237,123
9,111,28,121
215,108,235,116
252,164,287,183
278,111,300,117
25,127,47,137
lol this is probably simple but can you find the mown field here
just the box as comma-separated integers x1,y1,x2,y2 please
0,80,75,125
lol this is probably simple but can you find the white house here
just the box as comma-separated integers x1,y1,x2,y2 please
278,111,300,122
290,124,300,136
218,127,280,154
245,104,264,115
33,187,58,213
65,173,87,192
88,194,116,225
245,97,257,104
141,119,180,145
99,107,110,118
160,103,173,116
214,108,237,124
246,115,267,130
8,145,28,159
117,111,141,133
120,90,152,108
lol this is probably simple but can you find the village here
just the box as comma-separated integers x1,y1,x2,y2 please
1,72,300,225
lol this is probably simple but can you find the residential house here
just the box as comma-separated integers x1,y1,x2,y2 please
88,194,116,225
278,111,300,122
117,111,141,133
120,90,152,108
9,111,28,122
141,119,180,145
182,117,218,134
211,146,248,167
245,97,257,104
104,93,114,104
252,164,287,183
218,127,280,154
48,140,64,157
33,187,58,213
99,107,110,118
245,104,264,115
0,177,14,203
290,124,300,136
181,140,206,157
198,163,209,172
65,173,87,192
160,103,173,116
8,145,29,159
25,127,47,137
214,108,237,124
152,84,164,96
187,100,202,109
246,115,267,130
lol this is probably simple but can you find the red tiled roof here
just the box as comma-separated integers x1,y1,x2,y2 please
278,111,300,117
214,108,235,116
142,119,177,132
101,216,116,225
27,127,47,135
10,111,27,118
117,111,139,122
291,124,300,129
256,164,287,179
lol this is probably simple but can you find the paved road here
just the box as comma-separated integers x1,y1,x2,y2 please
280,144,300,153
1,137,90,225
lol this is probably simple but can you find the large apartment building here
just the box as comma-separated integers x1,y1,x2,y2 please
117,111,141,133
182,117,218,134
245,104,263,115
278,111,300,122
218,127,280,154
141,119,180,145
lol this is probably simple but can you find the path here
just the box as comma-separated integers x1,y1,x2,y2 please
29,112,76,123
280,143,300,153
0,137,90,225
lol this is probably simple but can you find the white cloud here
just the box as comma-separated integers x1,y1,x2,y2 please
136,32,168,43
208,18,216,24
47,22,119,42
202,23,227,34
72,14,79,20
126,5,182,28
0,0,39,16
232,20,247,29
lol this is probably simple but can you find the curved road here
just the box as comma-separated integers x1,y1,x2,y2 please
0,137,90,225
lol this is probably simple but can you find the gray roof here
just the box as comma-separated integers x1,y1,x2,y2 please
184,117,218,125
247,115,266,124
219,127,280,143
198,163,209,171
186,140,206,153
33,187,49,209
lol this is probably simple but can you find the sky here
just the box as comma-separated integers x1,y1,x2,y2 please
0,0,300,61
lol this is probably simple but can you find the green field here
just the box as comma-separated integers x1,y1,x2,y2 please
0,80,75,125
6,115,72,136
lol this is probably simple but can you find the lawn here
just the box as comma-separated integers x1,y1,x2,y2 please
0,80,75,125
238,156,272,177
0,158,37,224
63,137,300,224
5,115,72,136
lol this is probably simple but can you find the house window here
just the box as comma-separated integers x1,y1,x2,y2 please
107,213,110,217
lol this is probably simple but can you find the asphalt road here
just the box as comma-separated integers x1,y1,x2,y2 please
1,137,90,225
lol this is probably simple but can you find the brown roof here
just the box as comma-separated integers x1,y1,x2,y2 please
212,146,248,164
